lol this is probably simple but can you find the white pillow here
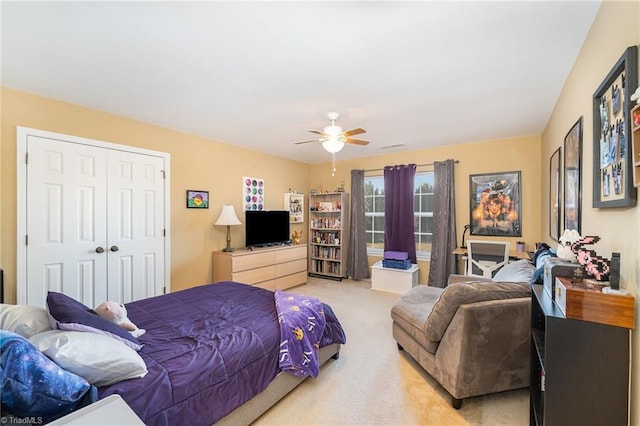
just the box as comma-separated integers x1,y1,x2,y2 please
29,330,147,387
0,304,52,338
492,259,535,283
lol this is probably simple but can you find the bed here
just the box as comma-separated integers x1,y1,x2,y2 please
0,281,346,425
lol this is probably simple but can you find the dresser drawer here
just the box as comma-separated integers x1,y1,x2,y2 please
276,245,307,263
275,258,307,277
275,271,307,290
232,251,275,272
232,265,275,285
253,280,276,291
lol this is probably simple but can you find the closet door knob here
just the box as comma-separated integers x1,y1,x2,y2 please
110,245,119,252
95,247,105,253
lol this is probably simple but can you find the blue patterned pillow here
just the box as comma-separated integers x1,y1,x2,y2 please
0,331,98,422
47,292,141,351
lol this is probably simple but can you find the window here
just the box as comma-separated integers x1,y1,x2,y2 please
414,173,434,255
364,172,435,259
364,176,385,253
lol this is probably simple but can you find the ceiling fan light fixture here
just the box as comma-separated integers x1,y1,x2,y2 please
295,111,367,161
322,138,345,153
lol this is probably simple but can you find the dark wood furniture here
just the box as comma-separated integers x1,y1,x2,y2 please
530,283,633,425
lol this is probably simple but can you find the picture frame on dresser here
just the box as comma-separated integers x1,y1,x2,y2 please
592,45,638,208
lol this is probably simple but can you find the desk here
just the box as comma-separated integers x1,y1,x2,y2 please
452,246,530,274
452,247,530,260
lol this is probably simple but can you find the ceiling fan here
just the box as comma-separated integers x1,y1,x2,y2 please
296,112,369,152
296,112,369,175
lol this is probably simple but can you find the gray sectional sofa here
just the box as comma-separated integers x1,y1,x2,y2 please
391,260,534,408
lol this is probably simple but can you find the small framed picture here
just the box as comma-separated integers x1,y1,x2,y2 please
186,190,209,209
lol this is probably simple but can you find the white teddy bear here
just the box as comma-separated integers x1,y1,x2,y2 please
557,229,581,262
95,301,146,338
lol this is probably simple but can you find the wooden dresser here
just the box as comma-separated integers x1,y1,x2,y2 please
213,244,307,291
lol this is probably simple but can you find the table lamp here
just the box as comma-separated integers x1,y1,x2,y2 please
215,205,242,252
461,224,471,248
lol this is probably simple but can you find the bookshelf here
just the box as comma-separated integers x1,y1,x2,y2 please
308,192,349,280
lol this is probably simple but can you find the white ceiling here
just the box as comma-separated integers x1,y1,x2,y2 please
1,1,601,164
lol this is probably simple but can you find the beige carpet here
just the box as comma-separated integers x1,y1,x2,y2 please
254,277,529,426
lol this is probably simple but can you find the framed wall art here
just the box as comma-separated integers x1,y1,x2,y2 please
549,147,561,241
469,171,521,237
186,190,209,209
564,118,582,234
243,176,264,211
592,45,638,208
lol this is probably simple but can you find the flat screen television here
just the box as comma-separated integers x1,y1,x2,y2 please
245,210,290,248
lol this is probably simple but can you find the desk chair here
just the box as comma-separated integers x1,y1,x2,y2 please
466,240,510,278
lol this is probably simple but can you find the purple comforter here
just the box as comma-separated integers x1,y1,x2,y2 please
99,281,345,425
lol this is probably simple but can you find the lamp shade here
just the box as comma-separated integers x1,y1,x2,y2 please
215,205,241,226
321,123,345,153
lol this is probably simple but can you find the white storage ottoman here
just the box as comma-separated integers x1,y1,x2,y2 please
371,261,419,294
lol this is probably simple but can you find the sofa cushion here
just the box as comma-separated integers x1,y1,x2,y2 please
390,285,444,353
492,259,535,283
424,281,531,343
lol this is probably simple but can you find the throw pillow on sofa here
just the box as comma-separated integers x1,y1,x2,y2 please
424,281,531,343
492,259,535,283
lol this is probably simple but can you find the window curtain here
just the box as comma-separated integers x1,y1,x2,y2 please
347,169,370,280
427,159,457,288
384,164,417,264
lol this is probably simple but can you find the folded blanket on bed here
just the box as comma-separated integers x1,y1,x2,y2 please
274,290,326,378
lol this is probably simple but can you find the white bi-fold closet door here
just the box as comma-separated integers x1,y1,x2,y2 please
17,127,171,308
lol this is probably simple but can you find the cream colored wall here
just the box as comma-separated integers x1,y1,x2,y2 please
540,0,640,422
310,135,542,284
2,2,637,415
0,88,309,302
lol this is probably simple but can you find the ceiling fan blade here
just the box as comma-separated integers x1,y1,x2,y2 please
344,128,366,137
295,139,320,145
346,138,369,146
308,130,327,136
